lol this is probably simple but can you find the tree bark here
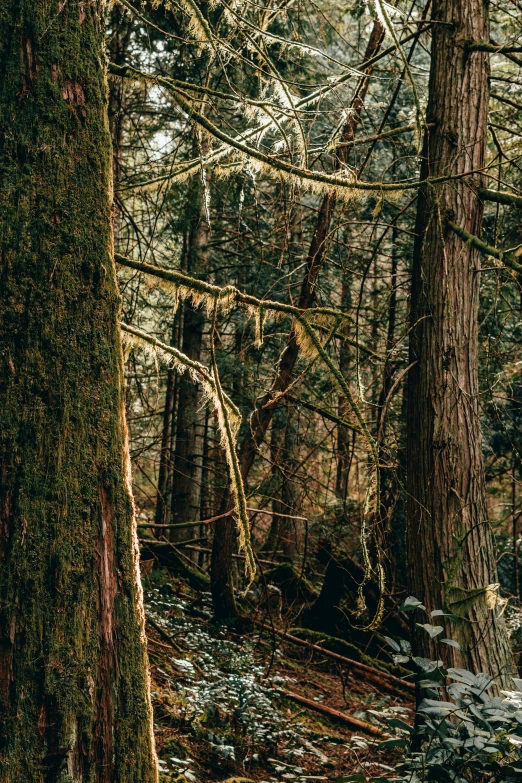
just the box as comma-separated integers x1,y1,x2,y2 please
407,0,515,682
154,314,180,529
170,306,205,531
107,3,132,195
168,154,208,540
0,3,158,780
264,403,300,558
210,19,385,619
374,229,400,577
336,266,353,505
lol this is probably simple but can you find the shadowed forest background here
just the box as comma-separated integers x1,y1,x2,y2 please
3,0,522,781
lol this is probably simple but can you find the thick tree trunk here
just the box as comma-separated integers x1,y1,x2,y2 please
407,0,514,682
210,20,384,619
0,3,158,781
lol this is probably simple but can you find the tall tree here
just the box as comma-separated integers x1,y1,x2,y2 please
264,402,301,558
336,266,353,507
210,18,385,619
0,2,158,780
169,166,209,536
407,0,515,681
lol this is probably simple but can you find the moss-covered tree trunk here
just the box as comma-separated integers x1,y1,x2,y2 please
407,0,514,682
0,2,158,781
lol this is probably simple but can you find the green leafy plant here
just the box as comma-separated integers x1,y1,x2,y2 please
378,599,522,782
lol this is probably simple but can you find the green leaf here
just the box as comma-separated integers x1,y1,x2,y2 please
413,656,442,672
387,718,414,733
419,679,444,689
392,654,410,664
399,596,425,612
336,776,365,783
474,672,493,690
440,638,461,649
418,698,458,717
384,636,400,652
416,623,444,639
447,668,476,686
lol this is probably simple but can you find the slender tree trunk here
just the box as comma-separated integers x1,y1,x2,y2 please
170,307,205,532
169,167,208,538
210,19,384,619
0,2,158,781
407,0,514,682
263,406,287,553
107,3,131,234
374,229,399,572
154,313,181,529
513,462,519,600
264,403,300,558
336,266,353,505
279,405,301,559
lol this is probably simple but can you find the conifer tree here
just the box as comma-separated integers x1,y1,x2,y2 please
407,0,515,682
0,2,158,779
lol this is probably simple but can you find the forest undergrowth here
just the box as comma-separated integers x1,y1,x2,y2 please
143,567,414,783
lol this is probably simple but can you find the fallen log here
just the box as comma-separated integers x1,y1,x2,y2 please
139,539,210,590
277,688,382,736
257,623,414,694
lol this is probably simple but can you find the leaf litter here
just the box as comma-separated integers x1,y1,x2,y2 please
144,579,414,783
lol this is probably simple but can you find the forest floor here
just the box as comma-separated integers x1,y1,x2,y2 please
143,570,414,783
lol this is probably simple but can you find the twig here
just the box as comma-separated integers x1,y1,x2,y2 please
146,614,183,652
178,544,279,567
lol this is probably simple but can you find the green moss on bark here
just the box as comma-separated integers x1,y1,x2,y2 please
0,2,158,781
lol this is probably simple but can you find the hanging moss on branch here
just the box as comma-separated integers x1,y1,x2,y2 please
116,252,350,323
109,60,481,199
121,322,256,583
118,256,385,627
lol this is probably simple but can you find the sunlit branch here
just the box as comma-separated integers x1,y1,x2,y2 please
478,187,522,208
